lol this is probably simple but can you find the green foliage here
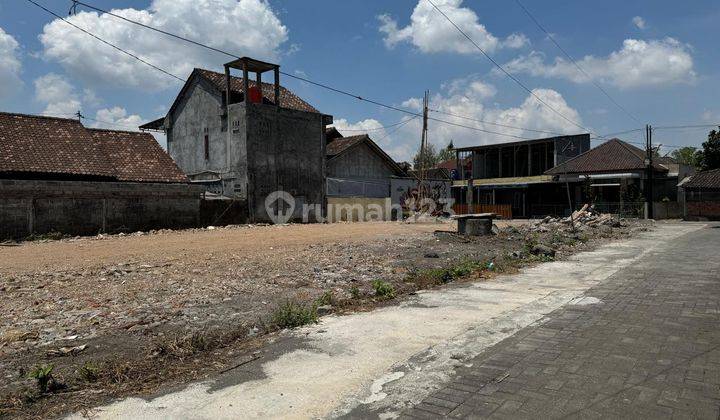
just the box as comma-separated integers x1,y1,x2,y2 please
437,141,455,162
413,143,439,170
25,231,68,242
670,146,701,169
271,300,318,329
78,362,101,383
349,286,361,300
413,141,456,170
371,280,396,300
315,291,334,306
410,259,486,288
697,128,720,170
27,365,54,393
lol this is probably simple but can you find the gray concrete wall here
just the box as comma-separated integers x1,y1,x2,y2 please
0,180,203,240
168,77,247,198
327,143,396,180
245,103,326,222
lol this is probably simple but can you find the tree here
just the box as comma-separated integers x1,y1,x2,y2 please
698,128,720,170
670,146,700,168
437,140,455,162
413,143,439,170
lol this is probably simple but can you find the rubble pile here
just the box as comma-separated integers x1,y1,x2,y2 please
530,204,626,233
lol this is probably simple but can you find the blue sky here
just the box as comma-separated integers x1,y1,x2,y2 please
1,0,719,160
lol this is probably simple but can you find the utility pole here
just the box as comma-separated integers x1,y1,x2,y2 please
75,111,83,124
418,90,429,213
420,90,429,181
645,124,654,219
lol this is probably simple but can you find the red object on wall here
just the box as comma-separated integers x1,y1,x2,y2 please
248,86,262,104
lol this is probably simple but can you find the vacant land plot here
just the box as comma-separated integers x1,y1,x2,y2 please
0,219,647,417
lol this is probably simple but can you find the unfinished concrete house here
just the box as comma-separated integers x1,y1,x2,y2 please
141,58,332,222
0,112,202,240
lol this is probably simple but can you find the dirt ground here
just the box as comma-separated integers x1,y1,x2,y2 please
0,218,648,418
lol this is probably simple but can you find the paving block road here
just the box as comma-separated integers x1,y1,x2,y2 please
404,224,720,419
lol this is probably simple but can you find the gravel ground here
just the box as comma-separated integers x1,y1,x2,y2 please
0,218,651,418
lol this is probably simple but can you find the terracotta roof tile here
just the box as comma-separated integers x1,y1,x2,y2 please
0,112,187,183
89,128,188,183
197,69,318,113
683,169,720,189
326,135,366,157
545,139,667,175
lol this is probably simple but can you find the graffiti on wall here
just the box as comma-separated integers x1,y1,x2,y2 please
391,178,451,215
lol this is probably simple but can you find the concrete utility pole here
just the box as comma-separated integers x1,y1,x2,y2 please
645,124,654,219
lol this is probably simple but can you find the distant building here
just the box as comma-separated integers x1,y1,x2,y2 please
326,132,407,197
141,57,332,222
453,134,590,218
0,112,201,239
680,169,720,220
547,139,693,218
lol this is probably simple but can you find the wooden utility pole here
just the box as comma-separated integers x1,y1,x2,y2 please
645,124,654,219
420,90,429,180
417,90,430,212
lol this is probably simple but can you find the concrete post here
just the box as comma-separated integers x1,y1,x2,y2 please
224,65,231,112
242,61,249,104
274,67,281,108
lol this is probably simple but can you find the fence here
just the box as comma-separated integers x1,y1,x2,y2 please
452,204,513,219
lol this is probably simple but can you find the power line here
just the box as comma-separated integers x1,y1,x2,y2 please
64,0,602,141
333,118,417,132
654,124,720,130
513,0,642,125
24,0,184,83
428,108,570,137
26,1,549,143
425,0,595,137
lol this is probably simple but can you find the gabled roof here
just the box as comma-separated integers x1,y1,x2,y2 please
683,169,720,189
88,128,188,183
326,134,406,176
545,138,668,175
144,69,319,131
0,112,187,183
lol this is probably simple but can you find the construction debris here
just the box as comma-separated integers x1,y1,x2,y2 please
531,205,626,232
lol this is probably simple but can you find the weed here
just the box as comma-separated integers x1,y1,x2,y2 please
27,365,56,393
25,231,68,242
77,362,101,383
271,300,318,329
372,280,395,300
349,286,361,299
315,291,334,306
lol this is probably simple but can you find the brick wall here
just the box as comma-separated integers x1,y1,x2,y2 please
0,179,204,240
686,201,720,221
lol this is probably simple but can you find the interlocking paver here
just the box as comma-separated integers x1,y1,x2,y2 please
406,224,720,418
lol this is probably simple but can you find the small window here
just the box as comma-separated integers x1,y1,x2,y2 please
204,134,209,160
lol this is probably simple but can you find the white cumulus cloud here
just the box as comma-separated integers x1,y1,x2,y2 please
331,117,417,161
632,16,647,30
338,77,584,162
502,38,695,89
39,0,288,91
92,107,145,130
0,26,22,98
34,73,82,117
378,0,526,54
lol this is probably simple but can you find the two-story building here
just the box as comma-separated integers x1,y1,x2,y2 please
141,57,333,222
452,134,591,218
